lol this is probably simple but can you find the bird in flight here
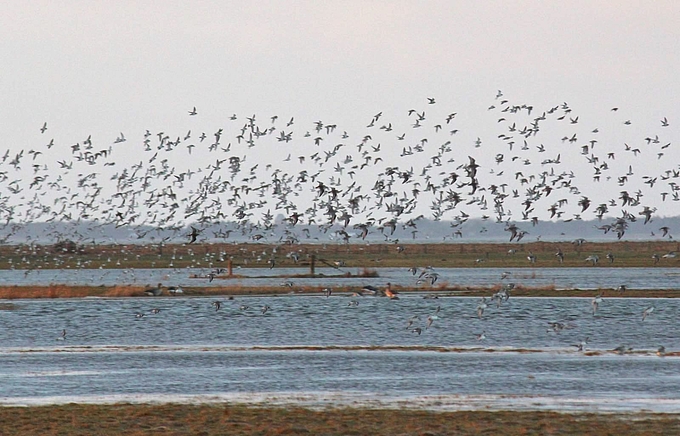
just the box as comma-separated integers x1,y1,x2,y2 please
591,294,603,315
188,226,200,243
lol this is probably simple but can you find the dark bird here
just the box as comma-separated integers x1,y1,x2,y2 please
144,283,163,296
188,226,200,243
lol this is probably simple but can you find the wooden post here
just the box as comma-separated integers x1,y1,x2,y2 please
310,254,316,275
227,259,233,276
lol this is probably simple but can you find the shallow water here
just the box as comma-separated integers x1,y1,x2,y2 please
1,293,679,412
3,266,680,290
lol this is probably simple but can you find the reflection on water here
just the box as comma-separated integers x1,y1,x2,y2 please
1,293,679,412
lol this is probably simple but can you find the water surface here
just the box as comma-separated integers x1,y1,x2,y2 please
1,293,678,412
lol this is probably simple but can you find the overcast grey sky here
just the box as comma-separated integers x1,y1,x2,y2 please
4,2,678,120
1,1,679,227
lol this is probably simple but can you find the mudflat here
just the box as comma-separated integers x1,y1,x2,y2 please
2,403,679,435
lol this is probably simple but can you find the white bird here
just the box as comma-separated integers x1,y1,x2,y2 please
584,255,599,265
167,286,184,295
572,337,589,351
476,297,488,318
642,305,655,321
591,294,603,315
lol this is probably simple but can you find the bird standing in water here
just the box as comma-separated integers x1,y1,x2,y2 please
383,283,399,300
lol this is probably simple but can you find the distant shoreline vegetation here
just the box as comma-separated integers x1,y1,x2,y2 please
0,239,677,270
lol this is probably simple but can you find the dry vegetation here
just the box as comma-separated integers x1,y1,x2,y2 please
3,283,680,300
1,404,679,435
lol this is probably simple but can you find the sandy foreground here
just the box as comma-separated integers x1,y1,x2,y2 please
1,403,679,435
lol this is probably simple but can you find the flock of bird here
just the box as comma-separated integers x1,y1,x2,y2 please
392,276,663,356
50,276,666,357
1,91,678,245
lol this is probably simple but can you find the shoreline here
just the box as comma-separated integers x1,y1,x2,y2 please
2,284,680,299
